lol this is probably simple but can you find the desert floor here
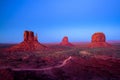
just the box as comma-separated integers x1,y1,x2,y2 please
0,42,120,80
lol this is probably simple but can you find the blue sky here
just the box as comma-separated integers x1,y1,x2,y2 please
0,0,120,43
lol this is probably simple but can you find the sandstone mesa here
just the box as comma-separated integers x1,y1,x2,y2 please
7,30,47,52
60,36,73,46
89,32,111,48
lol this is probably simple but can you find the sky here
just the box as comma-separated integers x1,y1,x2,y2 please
0,0,120,43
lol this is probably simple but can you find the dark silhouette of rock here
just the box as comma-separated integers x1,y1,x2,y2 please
7,30,47,52
60,36,73,46
89,32,111,47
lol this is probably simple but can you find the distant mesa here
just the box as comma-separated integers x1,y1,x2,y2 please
89,32,111,48
24,31,38,42
60,36,73,46
7,30,47,51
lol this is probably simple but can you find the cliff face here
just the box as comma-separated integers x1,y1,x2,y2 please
7,31,46,52
92,32,106,43
60,36,73,46
89,32,111,48
24,31,38,42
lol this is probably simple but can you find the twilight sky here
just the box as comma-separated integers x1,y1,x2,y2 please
0,0,120,43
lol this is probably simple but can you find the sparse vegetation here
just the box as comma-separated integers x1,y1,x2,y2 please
0,43,120,80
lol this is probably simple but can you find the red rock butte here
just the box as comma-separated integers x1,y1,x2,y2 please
7,30,47,51
89,32,111,48
60,36,73,46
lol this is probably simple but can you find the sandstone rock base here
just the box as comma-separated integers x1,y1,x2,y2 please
89,32,111,48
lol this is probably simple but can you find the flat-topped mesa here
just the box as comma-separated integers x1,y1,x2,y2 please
60,36,73,46
7,30,46,52
89,32,111,48
24,31,37,42
92,32,106,43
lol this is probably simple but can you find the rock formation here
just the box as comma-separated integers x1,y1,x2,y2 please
28,31,34,41
60,36,73,46
24,31,38,42
89,32,111,48
92,32,105,43
7,30,46,52
24,31,29,41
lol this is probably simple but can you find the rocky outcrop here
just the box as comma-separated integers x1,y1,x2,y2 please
28,31,34,41
24,31,29,41
60,36,73,46
24,31,38,42
89,32,111,48
7,30,46,52
92,32,105,43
